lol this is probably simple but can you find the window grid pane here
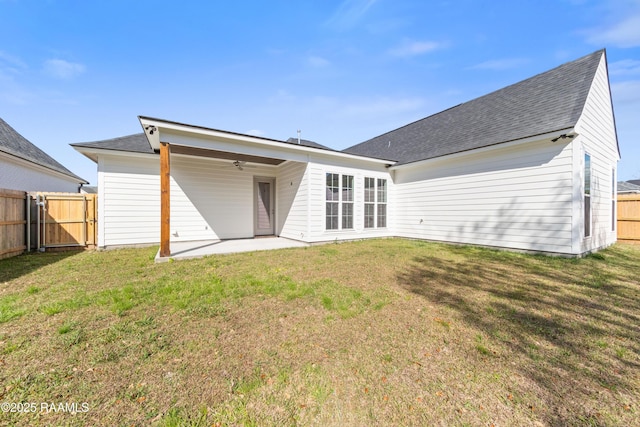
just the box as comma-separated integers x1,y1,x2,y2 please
377,179,387,203
377,204,387,228
326,202,339,230
343,175,354,202
326,173,339,201
584,154,591,195
364,203,375,228
364,177,375,203
584,196,591,237
342,202,353,229
584,154,591,237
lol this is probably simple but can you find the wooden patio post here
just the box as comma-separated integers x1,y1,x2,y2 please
160,142,171,257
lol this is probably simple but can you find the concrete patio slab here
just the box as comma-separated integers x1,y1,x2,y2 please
155,237,309,262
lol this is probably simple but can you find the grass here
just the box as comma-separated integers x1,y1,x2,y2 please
0,239,638,426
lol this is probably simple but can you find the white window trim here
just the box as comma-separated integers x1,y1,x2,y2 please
364,177,387,229
325,172,354,231
584,152,592,239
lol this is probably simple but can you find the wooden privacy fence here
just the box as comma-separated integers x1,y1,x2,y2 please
33,192,97,250
0,189,97,259
0,189,27,260
617,194,640,243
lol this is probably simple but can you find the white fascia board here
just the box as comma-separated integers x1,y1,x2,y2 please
138,116,395,166
73,146,158,162
389,128,577,171
0,150,87,184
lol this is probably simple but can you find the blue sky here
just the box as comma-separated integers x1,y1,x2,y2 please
1,0,639,184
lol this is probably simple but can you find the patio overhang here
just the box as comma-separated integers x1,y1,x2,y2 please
169,144,284,166
139,116,395,258
139,115,395,166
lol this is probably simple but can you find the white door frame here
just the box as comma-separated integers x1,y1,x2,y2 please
254,177,276,236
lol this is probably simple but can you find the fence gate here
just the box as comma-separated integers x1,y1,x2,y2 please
617,194,640,243
0,189,27,260
33,192,97,251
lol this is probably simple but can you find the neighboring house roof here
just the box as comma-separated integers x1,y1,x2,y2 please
628,179,640,186
0,117,87,183
80,185,98,194
71,133,154,155
285,137,332,150
343,50,606,165
618,181,640,193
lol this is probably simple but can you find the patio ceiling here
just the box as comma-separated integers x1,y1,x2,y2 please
170,144,285,166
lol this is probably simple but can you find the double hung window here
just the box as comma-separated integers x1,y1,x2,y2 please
365,177,387,228
326,173,354,230
584,153,591,238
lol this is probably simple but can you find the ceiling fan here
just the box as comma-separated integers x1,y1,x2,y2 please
227,160,259,171
218,160,259,171
233,160,245,170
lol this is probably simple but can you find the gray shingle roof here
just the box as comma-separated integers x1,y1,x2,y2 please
81,186,98,194
343,50,605,165
618,181,640,193
73,132,337,156
628,179,640,187
0,117,87,183
285,137,332,150
71,133,154,154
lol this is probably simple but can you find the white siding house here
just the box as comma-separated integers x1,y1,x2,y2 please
572,53,619,253
73,49,619,257
1,118,87,192
393,138,576,254
98,152,159,247
77,132,393,249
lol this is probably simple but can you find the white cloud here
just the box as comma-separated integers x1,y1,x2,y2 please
611,80,640,104
469,58,530,71
0,71,33,105
586,13,640,48
0,52,32,104
609,59,640,76
269,89,296,103
246,129,265,137
389,40,443,58
0,51,27,72
337,96,425,117
268,91,424,122
308,55,330,67
266,48,286,56
43,59,86,79
326,0,377,30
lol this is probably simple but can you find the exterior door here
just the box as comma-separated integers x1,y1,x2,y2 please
255,178,275,236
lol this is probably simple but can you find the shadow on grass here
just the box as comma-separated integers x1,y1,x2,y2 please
0,250,82,283
397,243,640,424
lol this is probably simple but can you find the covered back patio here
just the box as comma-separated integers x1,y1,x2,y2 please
140,116,318,261
154,237,310,262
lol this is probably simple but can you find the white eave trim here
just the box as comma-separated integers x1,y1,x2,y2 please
389,128,577,171
0,150,88,184
72,146,158,162
139,116,395,166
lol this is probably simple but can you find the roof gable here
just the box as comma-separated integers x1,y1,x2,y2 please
285,137,332,150
71,133,154,155
73,132,334,155
618,181,640,193
343,50,605,165
0,117,87,183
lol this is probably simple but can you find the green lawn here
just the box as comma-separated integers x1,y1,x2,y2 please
0,239,638,426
